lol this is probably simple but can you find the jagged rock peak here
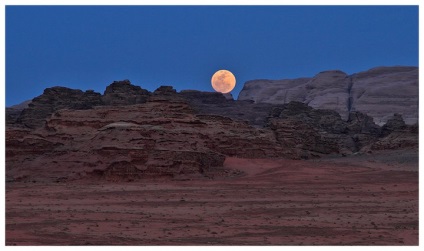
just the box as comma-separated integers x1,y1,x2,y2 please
103,79,149,95
153,86,177,95
16,87,103,128
381,113,407,137
12,80,153,128
102,79,150,106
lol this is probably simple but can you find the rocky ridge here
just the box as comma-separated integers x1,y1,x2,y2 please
10,80,151,129
6,75,418,181
7,85,285,182
238,66,418,125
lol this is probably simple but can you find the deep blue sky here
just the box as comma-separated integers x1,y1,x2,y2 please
6,5,418,106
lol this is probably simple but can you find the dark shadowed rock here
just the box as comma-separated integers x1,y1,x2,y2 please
180,90,228,104
6,100,31,126
365,114,417,151
267,102,356,157
381,113,407,136
17,87,103,129
269,101,348,134
153,86,177,95
181,90,279,127
346,111,381,150
102,80,150,105
13,80,151,129
347,112,380,135
266,101,389,157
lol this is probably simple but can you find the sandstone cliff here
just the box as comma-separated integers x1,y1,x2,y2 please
238,66,418,125
6,88,286,182
6,73,417,182
13,80,151,129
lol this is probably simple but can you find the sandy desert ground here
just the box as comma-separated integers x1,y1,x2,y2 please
6,149,418,245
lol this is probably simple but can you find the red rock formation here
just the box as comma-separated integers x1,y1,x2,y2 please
6,95,285,182
6,81,417,182
17,87,104,128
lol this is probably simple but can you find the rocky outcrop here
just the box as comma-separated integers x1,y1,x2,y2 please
6,74,418,182
238,77,310,104
352,67,418,125
102,79,150,105
17,87,103,128
380,113,407,137
180,90,279,127
6,97,285,182
238,71,350,119
267,102,367,157
368,114,418,151
346,112,382,150
350,67,418,125
264,102,415,158
6,100,30,126
11,80,151,129
238,66,418,125
153,85,177,96
180,90,229,104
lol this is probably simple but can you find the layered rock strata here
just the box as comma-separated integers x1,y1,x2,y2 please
238,66,418,125
13,80,151,129
6,92,284,182
6,72,418,181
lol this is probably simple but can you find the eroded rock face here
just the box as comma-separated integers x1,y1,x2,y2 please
180,90,229,104
17,87,103,129
6,97,284,182
6,100,31,126
102,79,150,105
238,66,418,125
267,102,365,157
351,67,418,125
304,71,351,120
380,113,407,137
12,80,151,129
181,90,278,127
153,85,177,96
264,101,416,157
6,75,418,182
368,114,418,151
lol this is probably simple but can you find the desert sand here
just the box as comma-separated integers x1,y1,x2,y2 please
6,149,418,245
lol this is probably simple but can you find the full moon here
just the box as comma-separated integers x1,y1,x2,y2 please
211,70,236,93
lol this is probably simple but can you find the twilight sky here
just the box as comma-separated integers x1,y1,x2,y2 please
5,5,418,106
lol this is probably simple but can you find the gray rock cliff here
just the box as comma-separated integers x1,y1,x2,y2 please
238,66,418,125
